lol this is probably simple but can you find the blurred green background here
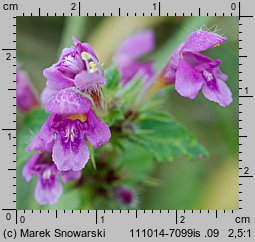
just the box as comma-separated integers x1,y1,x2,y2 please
17,16,239,210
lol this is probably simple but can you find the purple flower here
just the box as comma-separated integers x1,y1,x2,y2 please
116,30,155,84
114,187,134,205
164,31,232,107
28,88,111,171
22,152,81,205
42,37,105,110
16,68,40,113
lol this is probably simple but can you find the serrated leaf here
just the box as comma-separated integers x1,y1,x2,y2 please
132,111,208,162
119,141,154,181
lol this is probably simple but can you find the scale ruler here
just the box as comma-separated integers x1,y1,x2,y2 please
0,0,254,241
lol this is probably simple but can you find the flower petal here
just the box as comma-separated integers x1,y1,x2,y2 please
116,30,155,66
43,47,76,90
175,59,203,99
168,43,184,67
85,110,111,148
26,134,46,152
27,114,55,152
202,79,233,107
41,87,59,106
182,51,217,68
61,170,82,184
160,44,184,84
52,134,90,171
35,176,62,205
183,31,226,52
16,69,40,113
138,61,154,83
22,153,41,182
72,37,98,61
213,67,228,81
74,71,106,91
45,88,92,115
119,61,154,84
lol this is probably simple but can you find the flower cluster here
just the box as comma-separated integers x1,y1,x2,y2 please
114,29,232,107
21,29,232,207
23,38,111,205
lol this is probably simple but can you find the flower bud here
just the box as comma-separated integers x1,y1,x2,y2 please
115,187,134,205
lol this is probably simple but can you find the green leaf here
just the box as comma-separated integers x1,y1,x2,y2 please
108,109,124,126
17,107,49,167
132,111,208,162
119,141,154,181
105,64,120,90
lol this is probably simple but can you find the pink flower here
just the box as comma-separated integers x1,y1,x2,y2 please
23,152,81,205
163,30,232,107
28,89,111,171
116,30,155,84
16,68,40,112
42,37,105,110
